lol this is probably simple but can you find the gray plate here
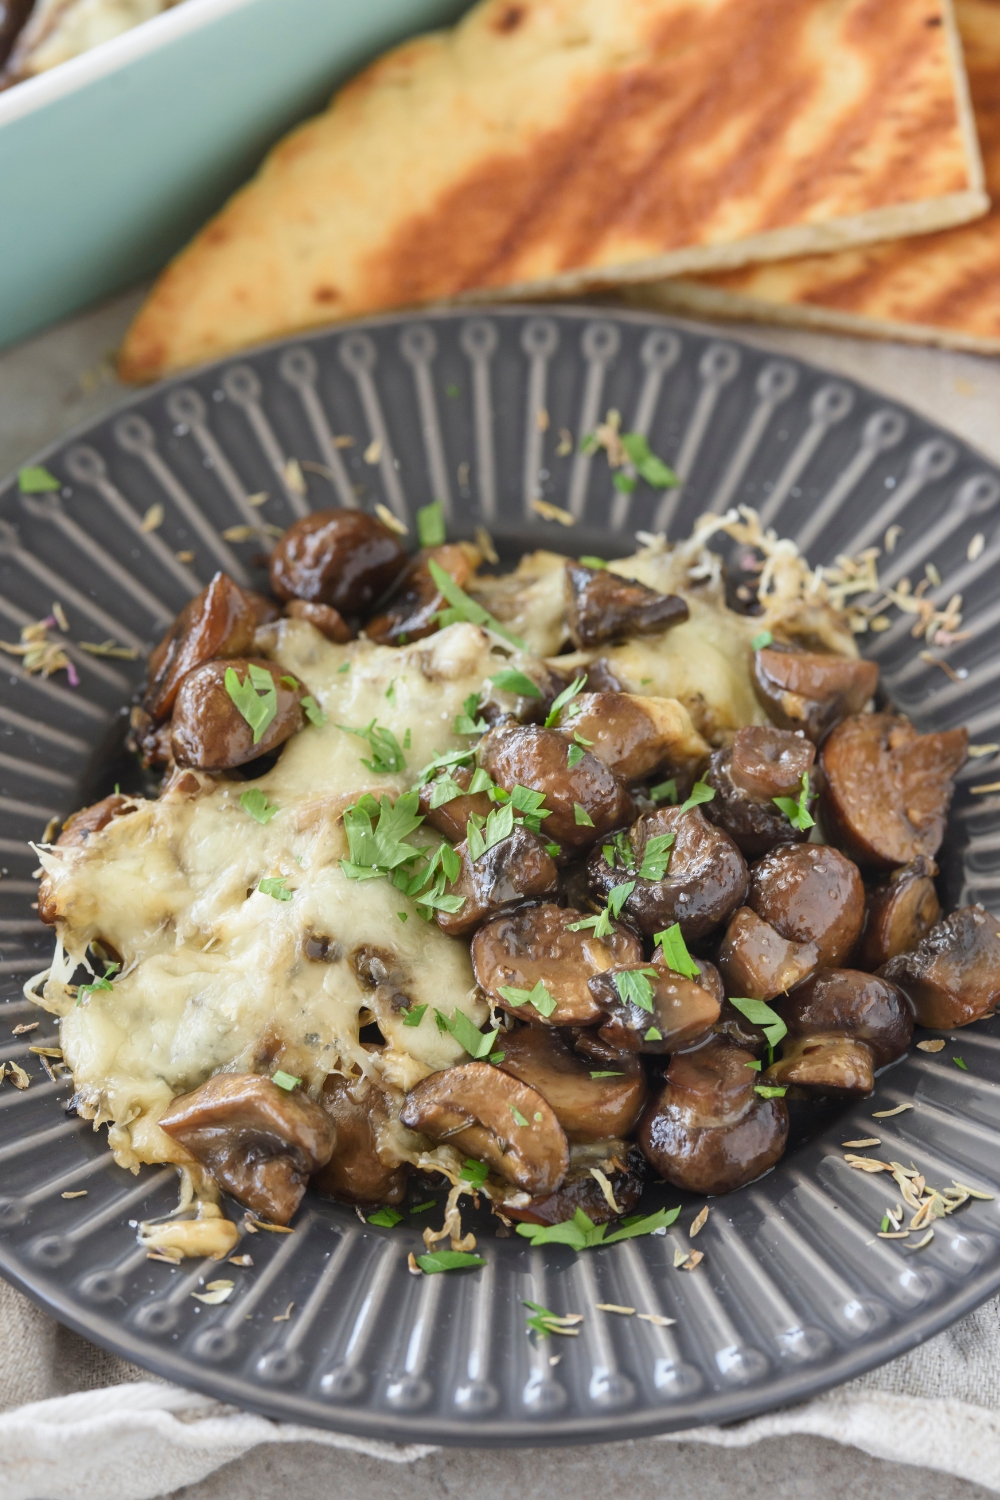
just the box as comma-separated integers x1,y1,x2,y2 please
2,306,1000,1446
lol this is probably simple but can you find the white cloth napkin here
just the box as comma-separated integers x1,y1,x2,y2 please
4,1276,1000,1500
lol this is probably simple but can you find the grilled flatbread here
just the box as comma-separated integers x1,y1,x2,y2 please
638,0,1000,352
119,0,985,382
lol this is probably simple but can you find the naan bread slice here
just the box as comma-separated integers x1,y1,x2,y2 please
119,0,985,382
637,0,1000,352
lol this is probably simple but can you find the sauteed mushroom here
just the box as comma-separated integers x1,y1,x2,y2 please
497,1025,646,1141
763,969,913,1097
639,1040,789,1195
472,902,642,1025
366,543,479,645
171,658,306,769
552,692,708,784
269,508,407,615
418,763,494,841
312,1071,410,1206
748,843,865,968
704,726,816,858
158,1073,336,1225
53,793,136,848
503,1141,646,1227
856,858,941,970
587,806,747,940
591,960,721,1054
753,644,879,743
882,904,1000,1028
143,571,257,721
478,724,634,848
284,598,352,642
717,906,820,1000
436,826,559,937
400,1062,569,1194
821,713,967,868
565,562,689,649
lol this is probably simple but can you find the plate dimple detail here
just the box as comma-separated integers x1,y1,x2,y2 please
3,307,1000,1446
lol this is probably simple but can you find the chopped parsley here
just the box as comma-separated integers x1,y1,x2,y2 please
337,717,408,774
497,978,557,1018
18,465,60,493
401,1003,428,1028
467,766,495,794
417,499,446,548
510,1106,529,1127
415,747,474,786
613,472,637,494
954,1056,969,1070
455,692,488,735
368,1207,403,1227
416,1250,486,1274
567,743,586,769
613,967,659,1013
428,775,466,808
272,1070,301,1091
638,830,675,881
619,432,678,489
340,792,464,917
409,1200,436,1215
225,662,278,744
76,962,118,1004
574,803,595,827
590,1070,623,1079
460,1159,489,1190
754,1084,787,1098
544,673,588,727
516,1204,680,1251
751,630,773,651
728,996,788,1061
773,771,816,832
240,787,278,824
490,667,542,698
259,876,293,901
428,558,525,648
650,778,678,804
567,881,633,938
435,1007,500,1059
678,780,715,815
578,556,607,569
644,1025,663,1041
654,923,700,979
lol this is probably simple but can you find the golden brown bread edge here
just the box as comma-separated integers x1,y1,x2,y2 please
634,0,1000,352
118,0,986,383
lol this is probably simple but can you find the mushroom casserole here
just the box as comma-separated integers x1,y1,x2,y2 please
27,508,1000,1259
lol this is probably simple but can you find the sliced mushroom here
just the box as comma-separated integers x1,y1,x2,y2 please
170,658,306,770
713,997,769,1054
158,1073,337,1225
763,969,913,1098
856,858,941,970
269,508,408,615
717,906,820,1001
503,1141,646,1226
143,571,258,720
638,1039,789,1195
311,1071,410,1206
587,806,747,940
478,724,634,849
747,843,865,968
54,793,136,848
284,598,352,642
366,543,479,644
436,826,559,937
553,691,708,783
472,902,642,1026
399,1061,569,1194
418,763,494,841
753,644,879,743
821,713,967,868
497,1026,646,1142
590,962,721,1054
565,562,689,649
703,727,816,858
882,904,1000,1028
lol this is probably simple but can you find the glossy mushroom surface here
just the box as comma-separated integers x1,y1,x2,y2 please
503,1141,646,1226
311,1072,410,1206
748,843,865,968
170,658,306,770
497,1026,646,1142
553,691,708,783
882,904,1000,1028
565,562,689,649
753,645,879,743
399,1061,569,1194
763,968,913,1097
269,508,407,615
639,1040,789,1195
158,1074,336,1225
472,903,642,1026
591,961,722,1054
588,806,747,940
366,543,478,645
143,571,257,721
717,906,819,1001
821,713,968,868
418,763,494,842
284,598,352,642
478,724,634,849
436,826,560,937
856,858,941,970
704,726,816,858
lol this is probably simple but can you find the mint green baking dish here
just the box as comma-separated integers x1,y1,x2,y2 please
0,0,469,351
